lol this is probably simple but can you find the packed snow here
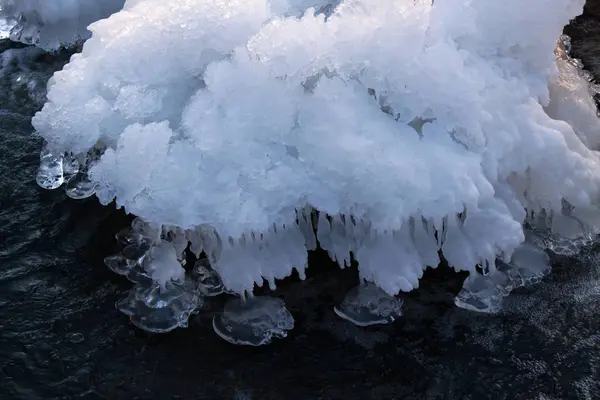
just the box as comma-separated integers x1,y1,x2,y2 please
0,0,124,49
24,0,600,320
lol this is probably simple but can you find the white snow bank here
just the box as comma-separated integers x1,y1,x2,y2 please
0,0,124,49
32,0,600,295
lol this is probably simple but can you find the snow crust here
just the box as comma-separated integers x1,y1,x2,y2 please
31,0,600,295
0,0,124,49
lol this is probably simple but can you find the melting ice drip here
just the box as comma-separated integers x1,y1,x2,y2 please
22,0,600,343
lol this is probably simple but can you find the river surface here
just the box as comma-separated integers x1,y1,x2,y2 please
1,3,600,400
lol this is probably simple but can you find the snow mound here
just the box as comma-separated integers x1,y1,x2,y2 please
0,0,125,49
32,0,600,296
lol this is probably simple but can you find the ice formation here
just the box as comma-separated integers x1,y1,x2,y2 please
193,259,226,296
213,296,294,346
22,0,600,338
334,282,403,326
455,241,551,313
0,0,124,49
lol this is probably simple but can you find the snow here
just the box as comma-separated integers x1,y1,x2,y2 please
0,0,124,49
30,0,600,295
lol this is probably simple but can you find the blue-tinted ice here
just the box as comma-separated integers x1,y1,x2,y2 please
105,225,154,278
104,254,138,276
121,241,152,262
115,228,147,246
455,243,551,313
65,172,97,199
116,278,201,333
212,296,294,346
453,271,508,313
192,259,224,296
9,12,42,45
334,281,403,326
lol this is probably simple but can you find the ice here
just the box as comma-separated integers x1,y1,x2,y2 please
455,243,551,313
104,231,152,276
30,0,600,298
121,242,150,262
163,227,189,265
141,242,186,287
116,278,201,333
125,263,153,284
107,227,195,333
212,296,294,346
334,282,403,326
0,0,125,50
0,16,15,39
454,272,508,314
65,173,97,199
62,154,80,182
131,217,160,242
508,242,552,285
114,228,145,246
106,218,189,286
104,254,137,276
192,259,225,297
8,12,41,45
36,145,64,190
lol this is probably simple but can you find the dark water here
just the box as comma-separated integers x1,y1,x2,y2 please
2,6,600,400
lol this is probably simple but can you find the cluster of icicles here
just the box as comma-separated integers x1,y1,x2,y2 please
35,144,560,345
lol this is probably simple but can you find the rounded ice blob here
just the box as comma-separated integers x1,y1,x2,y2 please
506,242,551,286
333,281,403,327
212,296,294,346
116,278,201,333
115,228,147,246
131,217,160,242
121,241,151,262
65,173,97,199
36,146,64,190
104,254,137,276
454,272,508,314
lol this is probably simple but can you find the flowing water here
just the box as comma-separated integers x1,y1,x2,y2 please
2,3,600,400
